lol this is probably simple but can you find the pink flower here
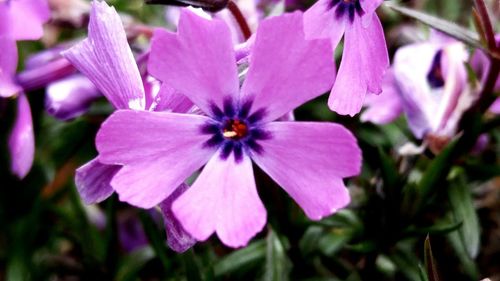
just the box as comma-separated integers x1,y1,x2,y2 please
304,0,389,116
95,9,361,247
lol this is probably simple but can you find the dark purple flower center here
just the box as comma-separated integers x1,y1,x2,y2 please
427,50,445,89
200,98,271,162
328,0,364,22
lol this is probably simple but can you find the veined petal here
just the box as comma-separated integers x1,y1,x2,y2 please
173,153,266,248
75,158,120,205
148,9,239,116
159,184,196,253
303,0,346,46
359,0,383,27
8,93,35,179
96,110,215,208
252,122,360,220
241,12,336,123
62,1,145,110
151,84,194,113
329,15,389,116
9,0,50,40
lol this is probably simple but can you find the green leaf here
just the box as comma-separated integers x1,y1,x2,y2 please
402,220,463,237
448,169,481,258
183,250,204,281
384,2,482,50
318,228,354,257
262,229,291,281
299,226,323,256
214,240,266,277
378,147,399,193
389,242,423,281
446,227,479,279
138,210,171,271
424,236,440,281
115,247,155,281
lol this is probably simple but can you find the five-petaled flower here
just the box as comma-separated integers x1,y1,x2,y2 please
95,9,362,247
304,0,389,116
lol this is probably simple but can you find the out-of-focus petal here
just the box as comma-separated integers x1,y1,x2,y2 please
241,12,335,123
251,122,360,220
361,69,403,124
329,15,389,116
159,184,197,252
96,110,215,208
62,1,145,110
16,58,76,91
8,93,35,179
490,98,500,114
393,42,441,138
45,75,101,120
148,9,239,116
303,0,345,46
75,158,120,204
8,0,50,40
150,84,194,113
173,153,266,248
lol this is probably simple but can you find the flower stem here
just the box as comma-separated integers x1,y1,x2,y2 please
227,0,252,40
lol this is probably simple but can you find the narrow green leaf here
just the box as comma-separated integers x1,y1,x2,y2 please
115,247,155,281
378,147,399,192
183,250,204,281
138,210,171,271
424,236,440,281
389,243,423,281
299,226,323,256
318,228,354,257
402,220,463,237
448,170,481,258
214,240,266,277
263,229,291,281
446,228,479,279
384,2,482,49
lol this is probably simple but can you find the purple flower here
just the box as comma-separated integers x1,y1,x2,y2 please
95,10,361,247
392,40,471,140
0,0,50,41
0,0,50,178
62,1,195,252
303,0,389,116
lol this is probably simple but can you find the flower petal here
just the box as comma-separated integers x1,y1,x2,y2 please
8,0,50,40
8,93,35,179
361,69,403,124
62,1,145,110
159,184,197,253
252,122,360,220
96,110,215,208
151,84,194,113
75,158,120,205
173,152,266,248
329,15,389,116
241,12,336,123
45,74,101,120
303,0,346,46
0,37,21,98
148,9,239,116
393,42,442,139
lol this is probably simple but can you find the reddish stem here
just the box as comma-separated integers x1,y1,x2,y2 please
227,1,252,40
